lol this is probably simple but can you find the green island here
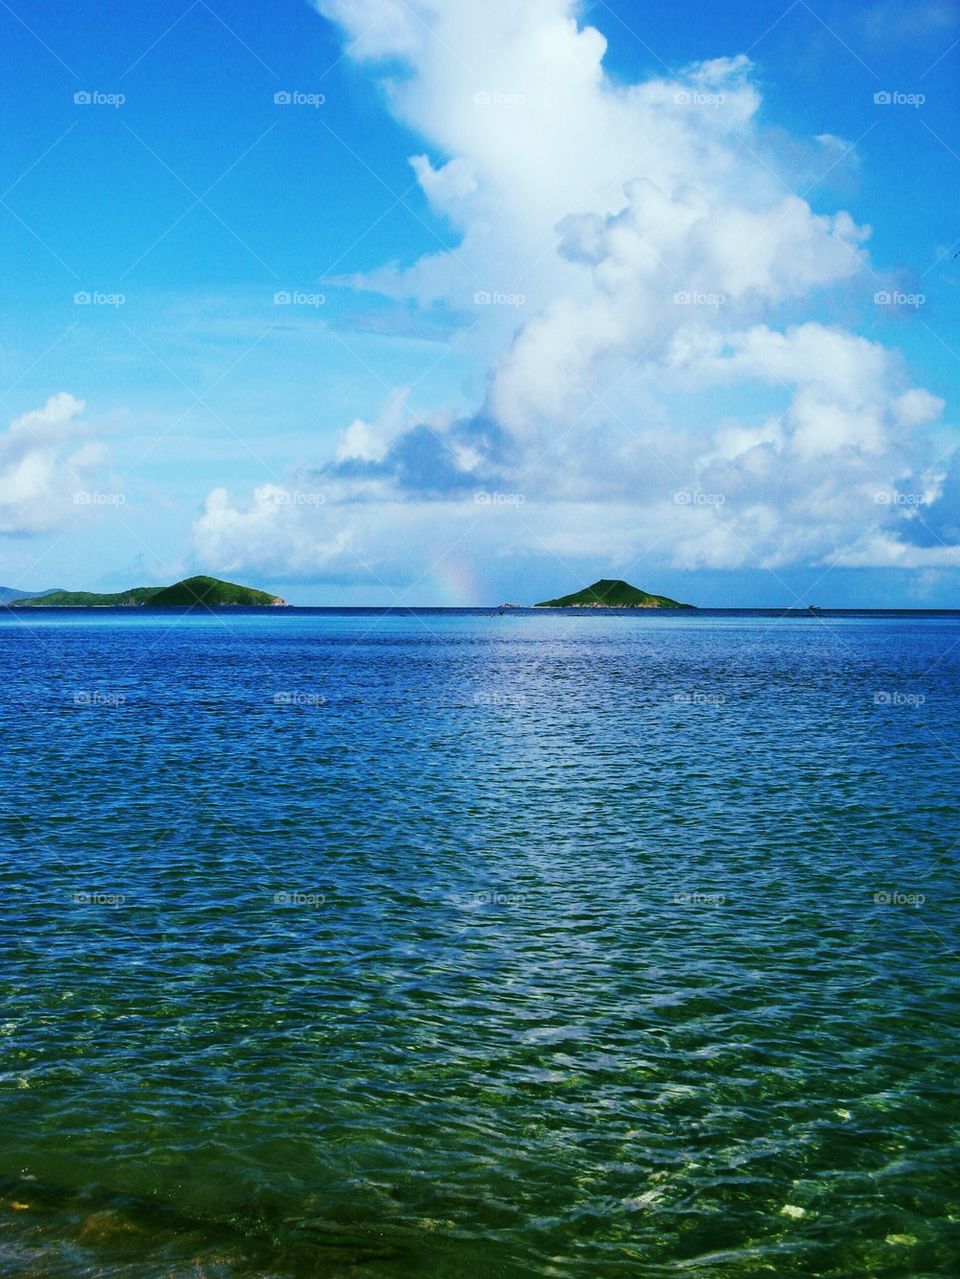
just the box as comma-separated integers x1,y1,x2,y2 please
535,578,694,609
10,575,288,608
0,586,60,603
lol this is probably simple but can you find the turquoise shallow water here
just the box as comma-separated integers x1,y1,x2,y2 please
1,608,958,1277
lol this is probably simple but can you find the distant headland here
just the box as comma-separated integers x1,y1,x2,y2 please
535,579,694,609
8,575,288,608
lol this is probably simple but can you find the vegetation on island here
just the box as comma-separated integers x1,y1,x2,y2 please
11,576,287,608
0,586,61,603
535,578,694,609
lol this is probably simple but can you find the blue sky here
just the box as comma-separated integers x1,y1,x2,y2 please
1,0,958,605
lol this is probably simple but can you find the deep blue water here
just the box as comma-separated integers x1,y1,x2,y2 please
1,608,958,1277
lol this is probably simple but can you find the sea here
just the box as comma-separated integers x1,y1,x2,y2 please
1,607,957,1277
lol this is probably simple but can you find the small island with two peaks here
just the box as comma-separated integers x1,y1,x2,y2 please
535,578,694,609
9,575,288,608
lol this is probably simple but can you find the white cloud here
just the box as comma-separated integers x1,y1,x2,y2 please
194,0,955,583
193,484,354,579
832,535,960,569
0,394,115,536
335,386,414,463
409,154,478,203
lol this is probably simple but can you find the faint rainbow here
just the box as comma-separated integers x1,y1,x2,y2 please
432,559,481,606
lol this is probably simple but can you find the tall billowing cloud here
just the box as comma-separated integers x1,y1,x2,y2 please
193,0,957,586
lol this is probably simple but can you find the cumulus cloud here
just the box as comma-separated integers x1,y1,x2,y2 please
192,0,955,584
193,484,354,580
0,394,114,536
335,387,417,464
